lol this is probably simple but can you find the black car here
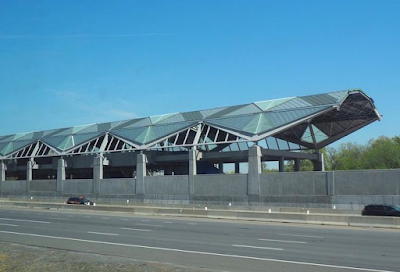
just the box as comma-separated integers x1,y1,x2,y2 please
361,204,400,216
66,197,95,205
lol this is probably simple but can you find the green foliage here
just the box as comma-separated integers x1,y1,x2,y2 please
360,136,400,169
262,162,279,173
285,159,314,172
326,135,400,170
284,136,400,171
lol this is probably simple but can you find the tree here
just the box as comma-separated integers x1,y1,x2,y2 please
361,136,400,169
324,135,400,170
264,135,400,172
329,142,366,170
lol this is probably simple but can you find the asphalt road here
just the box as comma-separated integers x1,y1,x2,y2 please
0,206,399,272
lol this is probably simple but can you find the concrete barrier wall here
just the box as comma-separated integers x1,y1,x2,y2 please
30,180,57,192
145,175,189,195
62,179,93,194
2,169,400,208
332,195,400,210
2,180,26,195
99,178,135,195
335,169,400,195
194,174,247,196
260,172,328,196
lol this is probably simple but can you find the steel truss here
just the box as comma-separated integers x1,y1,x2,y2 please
0,91,381,161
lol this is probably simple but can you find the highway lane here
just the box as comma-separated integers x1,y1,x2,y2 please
0,207,399,272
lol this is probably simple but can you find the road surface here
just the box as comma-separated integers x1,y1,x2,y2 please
0,206,398,272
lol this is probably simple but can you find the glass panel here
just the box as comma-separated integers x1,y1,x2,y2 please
266,137,278,150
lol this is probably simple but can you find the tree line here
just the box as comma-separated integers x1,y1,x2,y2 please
285,135,400,171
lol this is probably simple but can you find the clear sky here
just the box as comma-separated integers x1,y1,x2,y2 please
0,0,399,147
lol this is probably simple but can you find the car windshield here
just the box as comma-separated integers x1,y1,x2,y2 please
390,206,400,212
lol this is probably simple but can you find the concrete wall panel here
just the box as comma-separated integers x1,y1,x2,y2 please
260,172,327,196
63,179,93,195
30,180,56,192
99,178,135,195
145,175,189,195
2,180,26,195
335,169,400,195
194,174,247,196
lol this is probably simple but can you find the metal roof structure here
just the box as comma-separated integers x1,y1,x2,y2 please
0,89,381,160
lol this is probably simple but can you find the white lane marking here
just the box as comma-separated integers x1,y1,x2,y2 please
101,218,109,220
67,215,74,218
120,219,129,221
259,239,307,244
0,223,18,227
84,216,91,218
232,244,283,251
140,220,149,222
87,231,119,236
136,224,161,227
51,214,58,216
163,221,173,224
121,228,151,232
188,223,197,225
279,234,324,239
50,218,69,221
0,218,50,224
10,212,15,214
0,230,393,272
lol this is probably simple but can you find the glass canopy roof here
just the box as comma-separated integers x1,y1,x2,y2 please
0,89,381,158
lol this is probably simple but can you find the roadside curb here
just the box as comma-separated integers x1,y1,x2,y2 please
1,201,398,229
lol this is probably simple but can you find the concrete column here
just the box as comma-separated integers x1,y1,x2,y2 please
0,162,6,181
294,158,300,172
26,158,37,192
57,158,66,192
218,162,223,173
313,153,325,171
234,162,240,174
320,153,325,171
26,159,33,181
0,162,6,193
327,171,335,196
247,145,261,195
188,149,197,195
278,157,285,172
93,154,108,194
136,152,147,195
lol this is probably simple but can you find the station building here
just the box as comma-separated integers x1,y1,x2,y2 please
0,89,381,198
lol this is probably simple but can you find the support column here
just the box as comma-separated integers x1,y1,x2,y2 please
327,171,335,196
234,162,240,174
294,158,300,172
136,152,147,195
188,149,197,195
218,162,223,173
93,154,108,194
278,157,285,172
320,153,325,171
26,158,37,192
313,153,325,171
57,158,66,193
247,145,261,195
0,162,6,193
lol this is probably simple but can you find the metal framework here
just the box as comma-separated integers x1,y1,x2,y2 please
0,89,381,160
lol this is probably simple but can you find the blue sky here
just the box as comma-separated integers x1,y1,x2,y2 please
0,0,399,147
